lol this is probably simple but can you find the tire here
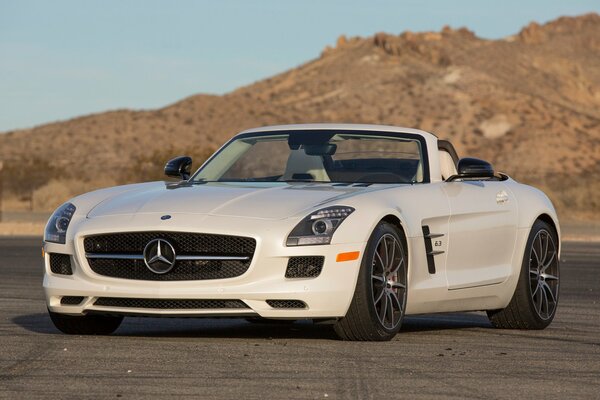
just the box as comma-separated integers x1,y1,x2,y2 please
49,310,123,335
487,219,560,329
334,222,408,341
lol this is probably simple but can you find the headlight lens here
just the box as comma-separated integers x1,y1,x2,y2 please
286,206,354,246
44,203,76,244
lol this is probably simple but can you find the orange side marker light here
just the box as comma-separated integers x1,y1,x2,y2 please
336,251,360,262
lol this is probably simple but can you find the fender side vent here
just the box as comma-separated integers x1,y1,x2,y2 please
422,226,441,274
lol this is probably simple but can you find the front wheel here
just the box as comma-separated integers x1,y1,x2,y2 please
49,310,123,335
487,219,560,329
334,222,408,341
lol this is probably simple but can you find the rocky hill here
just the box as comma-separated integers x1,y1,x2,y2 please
1,13,599,218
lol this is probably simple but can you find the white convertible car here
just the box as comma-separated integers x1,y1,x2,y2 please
43,124,560,341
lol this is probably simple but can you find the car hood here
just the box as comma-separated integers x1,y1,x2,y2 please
86,182,377,220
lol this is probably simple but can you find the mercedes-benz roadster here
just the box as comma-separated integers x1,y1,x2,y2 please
43,124,560,340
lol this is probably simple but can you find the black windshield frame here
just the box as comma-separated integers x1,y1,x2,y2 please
189,129,431,184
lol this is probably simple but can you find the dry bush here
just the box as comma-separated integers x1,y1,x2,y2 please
529,173,600,221
32,178,117,211
1,157,66,200
119,145,217,184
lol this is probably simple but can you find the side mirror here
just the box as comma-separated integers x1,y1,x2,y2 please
447,157,494,181
164,156,192,180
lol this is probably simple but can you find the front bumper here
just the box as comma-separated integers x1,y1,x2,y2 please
43,214,366,319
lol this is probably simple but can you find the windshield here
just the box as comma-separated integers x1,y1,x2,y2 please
192,130,426,184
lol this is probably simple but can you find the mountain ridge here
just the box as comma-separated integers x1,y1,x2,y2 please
1,13,598,217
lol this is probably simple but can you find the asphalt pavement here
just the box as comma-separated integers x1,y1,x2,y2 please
0,237,598,399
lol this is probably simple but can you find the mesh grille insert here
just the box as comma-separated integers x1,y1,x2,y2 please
266,300,307,309
93,297,249,310
61,296,84,305
49,253,73,275
285,256,324,278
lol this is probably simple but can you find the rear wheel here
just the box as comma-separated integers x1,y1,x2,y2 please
334,222,407,341
487,219,559,329
49,310,123,335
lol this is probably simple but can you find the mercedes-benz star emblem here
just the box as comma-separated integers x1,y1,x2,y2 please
143,239,176,274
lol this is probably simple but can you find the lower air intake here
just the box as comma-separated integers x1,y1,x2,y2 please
49,253,73,275
61,296,84,305
266,300,307,309
285,256,324,278
93,298,249,310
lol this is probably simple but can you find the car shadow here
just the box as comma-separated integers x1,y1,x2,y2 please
12,312,492,339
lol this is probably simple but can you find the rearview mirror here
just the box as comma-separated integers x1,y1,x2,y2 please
304,144,337,156
447,157,494,181
165,156,192,180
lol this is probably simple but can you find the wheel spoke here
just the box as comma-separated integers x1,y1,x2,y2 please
390,291,403,312
379,293,388,324
541,286,549,317
541,251,555,273
390,255,404,276
391,281,406,290
372,275,385,283
541,281,557,304
383,238,389,272
388,240,396,274
386,293,395,327
373,283,385,304
535,282,544,315
541,273,558,281
541,232,549,266
375,251,385,272
532,282,540,298
531,245,540,267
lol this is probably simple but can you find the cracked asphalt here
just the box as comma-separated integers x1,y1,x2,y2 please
1,237,598,399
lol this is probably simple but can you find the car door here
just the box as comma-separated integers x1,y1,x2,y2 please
442,180,518,290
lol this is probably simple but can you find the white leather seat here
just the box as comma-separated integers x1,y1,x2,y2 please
281,149,330,181
439,149,457,180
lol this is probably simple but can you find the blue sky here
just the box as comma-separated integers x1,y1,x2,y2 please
1,0,598,131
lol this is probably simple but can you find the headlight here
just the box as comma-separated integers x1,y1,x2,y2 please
44,203,76,244
286,206,355,246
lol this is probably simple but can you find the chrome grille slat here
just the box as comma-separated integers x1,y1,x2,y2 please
85,253,250,261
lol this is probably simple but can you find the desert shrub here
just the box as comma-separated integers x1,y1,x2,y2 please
1,157,66,200
31,177,118,211
119,145,217,184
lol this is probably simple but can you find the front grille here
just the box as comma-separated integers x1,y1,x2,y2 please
94,297,249,310
84,232,255,281
49,253,73,275
61,296,84,305
285,256,324,278
266,300,307,309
